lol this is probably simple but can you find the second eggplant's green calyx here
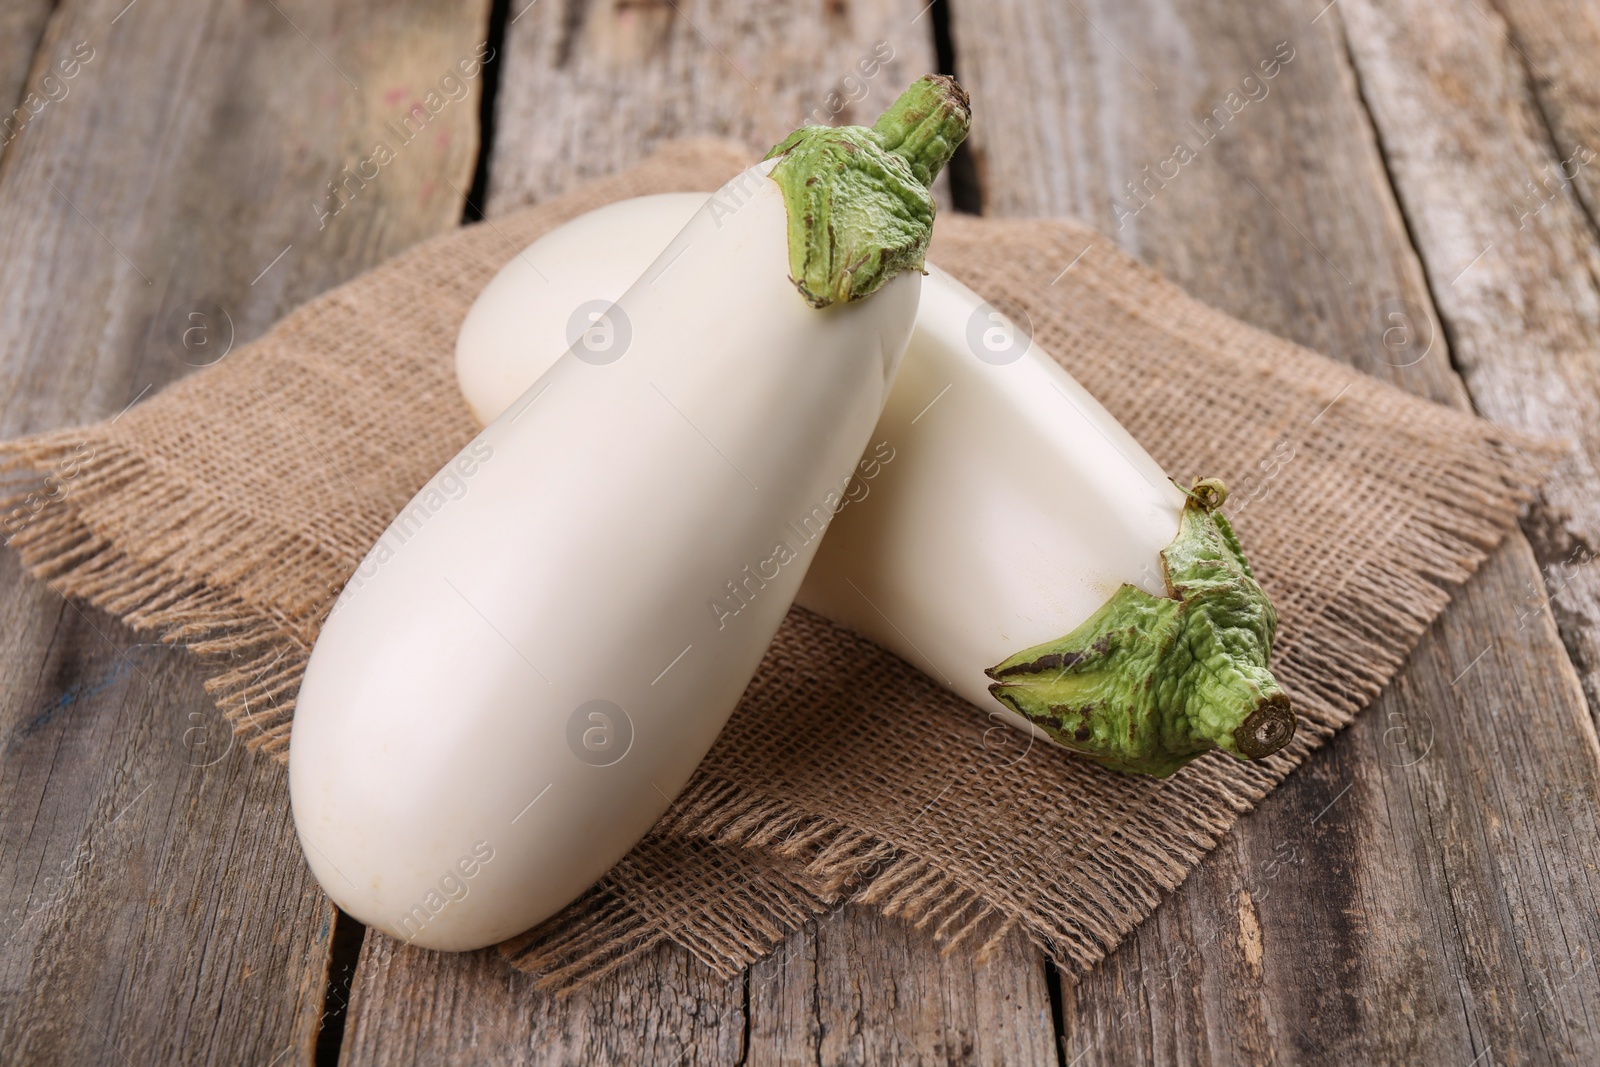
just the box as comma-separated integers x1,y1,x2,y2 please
763,74,971,308
986,479,1296,778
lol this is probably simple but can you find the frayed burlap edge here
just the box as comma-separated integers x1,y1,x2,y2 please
500,836,833,990
1,432,309,757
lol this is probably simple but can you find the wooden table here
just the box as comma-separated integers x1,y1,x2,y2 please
4,1,1600,1063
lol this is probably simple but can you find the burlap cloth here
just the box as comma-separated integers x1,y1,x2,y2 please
0,140,1550,991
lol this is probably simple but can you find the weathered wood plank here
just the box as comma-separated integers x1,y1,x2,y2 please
0,568,335,1066
484,0,942,212
0,1,56,142
1494,0,1600,748
1488,0,1600,232
953,0,1450,399
0,0,492,434
0,0,492,1063
340,903,1056,1066
951,0,1600,1063
745,906,1057,1066
341,933,747,1066
342,3,1060,1062
1338,0,1600,748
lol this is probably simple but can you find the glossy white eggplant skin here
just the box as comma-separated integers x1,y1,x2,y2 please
290,165,919,951
798,263,1184,736
455,194,708,426
454,194,1187,744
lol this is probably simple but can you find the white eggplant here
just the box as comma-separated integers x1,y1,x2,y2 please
457,197,1295,779
290,77,972,950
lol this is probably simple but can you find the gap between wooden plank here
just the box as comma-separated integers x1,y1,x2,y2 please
462,0,512,224
929,0,983,213
315,907,366,1067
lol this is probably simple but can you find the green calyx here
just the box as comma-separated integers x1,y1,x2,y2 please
986,479,1295,778
763,74,971,308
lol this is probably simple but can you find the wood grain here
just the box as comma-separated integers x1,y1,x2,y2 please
1338,0,1600,747
341,929,746,1065
484,0,942,212
745,907,1058,1066
951,0,1600,1062
0,0,492,1063
0,572,334,1066
340,903,1056,1066
1489,0,1600,233
0,1,57,147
